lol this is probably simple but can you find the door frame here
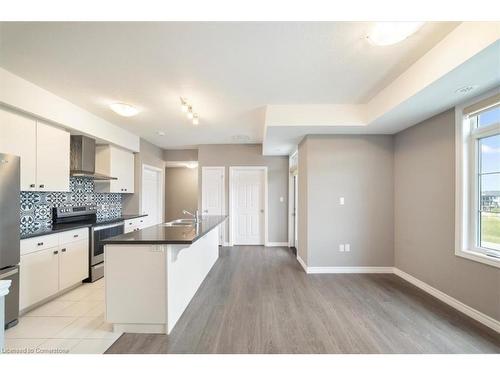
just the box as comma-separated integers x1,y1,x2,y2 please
201,166,226,245
141,164,164,224
229,166,268,246
289,173,298,248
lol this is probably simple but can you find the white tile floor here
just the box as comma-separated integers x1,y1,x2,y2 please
4,278,120,354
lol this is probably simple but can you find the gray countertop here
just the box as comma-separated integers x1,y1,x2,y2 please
102,215,227,245
20,213,148,239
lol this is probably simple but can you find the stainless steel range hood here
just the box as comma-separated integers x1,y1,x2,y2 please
70,135,117,180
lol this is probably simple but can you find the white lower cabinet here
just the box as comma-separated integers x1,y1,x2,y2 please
20,228,89,311
59,239,89,291
19,247,60,311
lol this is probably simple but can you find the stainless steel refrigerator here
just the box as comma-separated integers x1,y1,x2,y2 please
0,153,20,328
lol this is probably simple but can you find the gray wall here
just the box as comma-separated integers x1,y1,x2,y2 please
394,109,500,321
198,144,289,243
164,149,198,161
123,138,166,216
299,135,394,267
165,167,199,221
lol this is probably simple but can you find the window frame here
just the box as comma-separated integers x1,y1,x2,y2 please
455,90,500,268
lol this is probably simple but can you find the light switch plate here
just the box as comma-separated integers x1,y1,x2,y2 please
280,196,284,203
339,197,345,205
339,244,345,252
345,244,350,252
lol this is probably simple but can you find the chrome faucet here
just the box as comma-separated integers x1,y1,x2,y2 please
182,209,200,222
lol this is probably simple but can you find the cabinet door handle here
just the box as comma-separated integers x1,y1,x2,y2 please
73,234,79,238
53,250,59,255
61,248,66,253
30,184,35,188
39,184,45,188
37,242,44,246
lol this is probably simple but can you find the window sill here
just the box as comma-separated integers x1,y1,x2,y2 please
455,248,500,268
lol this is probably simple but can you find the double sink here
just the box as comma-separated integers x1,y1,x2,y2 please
162,218,198,227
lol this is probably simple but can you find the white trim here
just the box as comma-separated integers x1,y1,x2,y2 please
265,242,289,247
288,151,298,247
307,266,394,274
229,166,268,246
296,255,308,273
394,268,500,334
201,166,226,245
455,88,500,269
141,164,164,224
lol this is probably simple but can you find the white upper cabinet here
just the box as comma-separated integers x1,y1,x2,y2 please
95,145,135,193
0,109,37,190
36,121,70,192
0,108,70,192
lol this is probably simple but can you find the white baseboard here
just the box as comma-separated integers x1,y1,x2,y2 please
295,257,393,275
393,268,500,334
296,255,308,272
307,266,394,274
265,242,289,247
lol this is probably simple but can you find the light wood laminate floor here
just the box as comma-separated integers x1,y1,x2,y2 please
106,246,500,354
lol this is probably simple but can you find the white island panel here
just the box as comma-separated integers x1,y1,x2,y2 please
167,227,219,333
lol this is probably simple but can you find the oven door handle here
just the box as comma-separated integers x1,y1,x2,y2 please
93,222,124,231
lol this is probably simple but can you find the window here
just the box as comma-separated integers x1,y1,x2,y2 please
456,95,500,267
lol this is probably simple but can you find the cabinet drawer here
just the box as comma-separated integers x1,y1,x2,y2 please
21,233,59,255
124,218,139,228
59,228,89,244
125,217,146,229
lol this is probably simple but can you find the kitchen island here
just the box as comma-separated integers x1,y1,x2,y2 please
101,215,226,334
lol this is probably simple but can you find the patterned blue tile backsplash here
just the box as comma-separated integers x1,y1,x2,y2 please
20,177,122,233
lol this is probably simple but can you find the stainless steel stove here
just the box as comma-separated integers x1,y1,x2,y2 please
52,206,125,282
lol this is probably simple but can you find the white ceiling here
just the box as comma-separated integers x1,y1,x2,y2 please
0,21,459,149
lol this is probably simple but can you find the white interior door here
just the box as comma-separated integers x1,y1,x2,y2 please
202,167,225,244
141,165,163,227
231,168,265,245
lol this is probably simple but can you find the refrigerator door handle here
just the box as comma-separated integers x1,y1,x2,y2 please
0,268,19,279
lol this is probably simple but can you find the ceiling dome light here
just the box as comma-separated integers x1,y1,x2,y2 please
367,22,424,46
185,162,198,169
109,102,140,117
192,114,199,125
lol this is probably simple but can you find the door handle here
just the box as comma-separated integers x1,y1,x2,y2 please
30,184,35,188
0,268,19,279
53,250,59,255
39,184,45,188
61,248,67,253
73,234,79,238
37,242,44,246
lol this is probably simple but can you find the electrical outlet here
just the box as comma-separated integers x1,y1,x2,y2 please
345,244,350,252
339,244,345,252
